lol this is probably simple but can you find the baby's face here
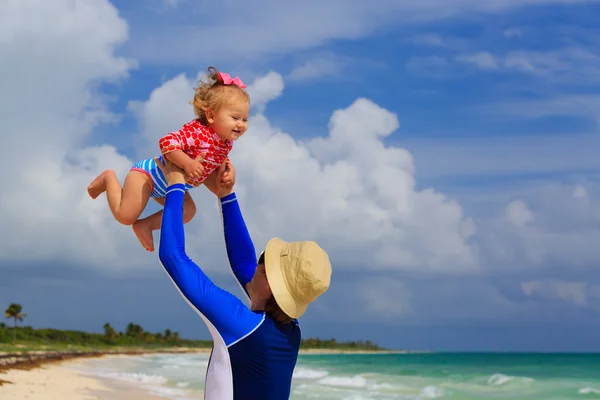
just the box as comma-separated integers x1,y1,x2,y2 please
210,101,250,141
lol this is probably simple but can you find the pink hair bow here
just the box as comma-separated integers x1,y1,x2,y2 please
217,72,246,88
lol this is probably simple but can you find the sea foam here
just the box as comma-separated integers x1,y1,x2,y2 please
293,366,329,379
318,374,368,388
419,385,444,399
579,387,600,395
488,373,534,386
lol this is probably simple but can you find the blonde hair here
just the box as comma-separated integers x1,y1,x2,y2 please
192,66,250,125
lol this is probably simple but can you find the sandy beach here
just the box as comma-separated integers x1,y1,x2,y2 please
0,357,171,400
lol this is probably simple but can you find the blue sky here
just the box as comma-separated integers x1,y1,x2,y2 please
2,0,600,352
101,1,600,184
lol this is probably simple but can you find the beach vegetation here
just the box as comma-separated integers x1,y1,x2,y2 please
4,303,27,342
1,304,384,353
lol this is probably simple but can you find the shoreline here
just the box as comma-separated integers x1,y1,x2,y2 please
299,349,410,355
0,347,211,378
0,347,405,376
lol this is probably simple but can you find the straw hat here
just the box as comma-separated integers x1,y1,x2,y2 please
264,238,332,319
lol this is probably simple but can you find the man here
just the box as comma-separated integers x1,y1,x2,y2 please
156,158,332,399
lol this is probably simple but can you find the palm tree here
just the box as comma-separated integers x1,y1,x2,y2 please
126,322,143,337
103,323,117,340
4,303,27,341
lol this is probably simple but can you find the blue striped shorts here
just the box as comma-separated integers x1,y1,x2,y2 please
131,156,194,198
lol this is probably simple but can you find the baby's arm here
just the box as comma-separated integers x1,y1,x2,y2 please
159,131,193,170
164,150,194,171
159,128,205,178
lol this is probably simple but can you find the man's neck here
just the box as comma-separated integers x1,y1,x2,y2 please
250,299,267,312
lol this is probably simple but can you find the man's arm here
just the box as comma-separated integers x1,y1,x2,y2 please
158,183,262,345
203,162,256,296
219,192,257,298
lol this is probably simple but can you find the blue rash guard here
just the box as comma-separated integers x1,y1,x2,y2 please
158,183,301,400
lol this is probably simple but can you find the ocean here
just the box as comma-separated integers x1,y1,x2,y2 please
72,352,600,399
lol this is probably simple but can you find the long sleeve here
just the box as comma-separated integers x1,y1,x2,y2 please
220,193,257,298
158,184,262,346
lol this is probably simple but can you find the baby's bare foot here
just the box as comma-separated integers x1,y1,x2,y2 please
133,219,155,252
87,170,113,199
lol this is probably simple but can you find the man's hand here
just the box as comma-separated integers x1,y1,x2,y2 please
183,155,205,179
204,161,236,198
155,156,187,186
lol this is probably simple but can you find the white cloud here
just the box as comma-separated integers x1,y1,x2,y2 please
408,33,446,47
521,280,588,306
506,200,535,226
455,52,499,69
573,185,588,198
486,95,600,126
128,73,199,158
504,47,600,81
476,182,600,272
0,0,145,270
455,47,600,83
246,71,285,111
288,53,345,82
132,72,477,273
455,46,600,79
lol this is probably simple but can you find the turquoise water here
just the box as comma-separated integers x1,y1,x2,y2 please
293,353,600,399
74,352,600,399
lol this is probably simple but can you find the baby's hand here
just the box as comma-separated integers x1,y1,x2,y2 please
183,155,204,179
221,161,236,187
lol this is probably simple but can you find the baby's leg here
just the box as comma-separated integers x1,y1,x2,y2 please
88,169,152,226
133,192,196,252
88,170,113,199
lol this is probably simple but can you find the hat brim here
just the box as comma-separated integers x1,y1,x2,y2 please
264,238,307,319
